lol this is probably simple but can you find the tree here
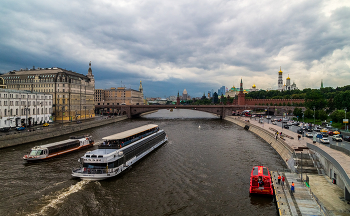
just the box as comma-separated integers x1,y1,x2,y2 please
318,110,328,121
330,110,345,123
213,92,218,104
304,108,313,118
293,108,302,118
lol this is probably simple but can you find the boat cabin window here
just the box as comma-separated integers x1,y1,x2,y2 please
85,155,90,158
83,163,107,169
263,168,268,176
30,150,43,156
91,155,97,158
98,155,103,158
253,167,259,176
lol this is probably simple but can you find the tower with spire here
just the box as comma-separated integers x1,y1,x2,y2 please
238,78,245,105
278,66,283,91
321,79,324,88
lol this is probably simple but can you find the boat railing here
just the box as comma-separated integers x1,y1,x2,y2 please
72,167,118,175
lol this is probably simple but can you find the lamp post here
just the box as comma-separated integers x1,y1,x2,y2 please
62,106,65,124
268,105,270,124
345,108,347,131
313,106,316,126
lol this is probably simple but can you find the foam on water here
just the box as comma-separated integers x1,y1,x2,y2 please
28,180,90,216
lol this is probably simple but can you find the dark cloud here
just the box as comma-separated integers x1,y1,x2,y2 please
0,0,349,96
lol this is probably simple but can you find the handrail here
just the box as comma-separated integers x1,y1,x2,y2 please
72,167,118,174
307,142,350,190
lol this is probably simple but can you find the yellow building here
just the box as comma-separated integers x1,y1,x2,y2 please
95,81,144,106
1,62,95,121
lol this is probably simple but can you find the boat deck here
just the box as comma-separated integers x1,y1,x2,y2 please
86,148,116,155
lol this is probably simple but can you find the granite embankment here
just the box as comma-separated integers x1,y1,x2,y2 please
0,116,128,149
225,116,294,169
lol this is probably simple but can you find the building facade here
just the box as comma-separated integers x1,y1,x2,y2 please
0,89,53,128
95,84,144,107
0,62,95,121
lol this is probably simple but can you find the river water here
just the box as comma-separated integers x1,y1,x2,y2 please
0,109,286,216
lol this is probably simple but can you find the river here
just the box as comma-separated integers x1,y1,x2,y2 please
0,109,286,216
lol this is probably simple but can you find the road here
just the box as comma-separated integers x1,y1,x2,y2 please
256,116,350,151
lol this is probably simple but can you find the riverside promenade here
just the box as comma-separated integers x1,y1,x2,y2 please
225,116,350,215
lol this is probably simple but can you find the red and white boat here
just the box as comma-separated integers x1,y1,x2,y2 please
249,166,274,195
23,135,94,162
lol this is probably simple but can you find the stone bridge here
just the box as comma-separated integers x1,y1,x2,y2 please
95,105,305,119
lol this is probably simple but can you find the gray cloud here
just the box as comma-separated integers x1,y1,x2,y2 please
0,0,349,97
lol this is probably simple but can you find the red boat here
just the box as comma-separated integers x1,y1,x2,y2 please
249,166,274,195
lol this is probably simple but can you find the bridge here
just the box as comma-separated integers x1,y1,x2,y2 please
95,105,305,119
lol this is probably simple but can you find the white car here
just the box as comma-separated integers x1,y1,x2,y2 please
332,135,342,142
272,121,277,125
320,138,330,144
305,132,313,137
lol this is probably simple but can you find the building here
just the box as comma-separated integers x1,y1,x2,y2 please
0,89,53,128
277,67,298,91
278,67,283,91
225,84,250,98
1,63,95,121
95,82,144,107
182,89,188,101
218,86,225,96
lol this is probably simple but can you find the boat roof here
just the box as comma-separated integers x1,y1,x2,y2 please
36,139,79,149
252,166,269,176
85,149,116,155
102,124,158,140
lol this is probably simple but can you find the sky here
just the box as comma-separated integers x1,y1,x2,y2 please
0,0,349,98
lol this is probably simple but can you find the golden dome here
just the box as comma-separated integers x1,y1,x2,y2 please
279,66,283,74
286,74,290,80
252,84,256,88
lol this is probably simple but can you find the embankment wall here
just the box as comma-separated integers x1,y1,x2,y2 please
225,116,294,170
0,116,128,149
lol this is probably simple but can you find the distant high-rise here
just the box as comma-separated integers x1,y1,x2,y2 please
218,86,225,96
182,89,188,101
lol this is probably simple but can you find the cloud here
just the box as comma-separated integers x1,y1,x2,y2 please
0,0,349,97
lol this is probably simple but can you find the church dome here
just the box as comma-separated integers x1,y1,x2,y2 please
286,74,290,80
279,66,283,74
252,84,256,88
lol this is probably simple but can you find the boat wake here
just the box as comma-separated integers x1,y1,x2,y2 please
28,180,90,216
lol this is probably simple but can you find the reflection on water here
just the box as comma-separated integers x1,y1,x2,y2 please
0,109,285,216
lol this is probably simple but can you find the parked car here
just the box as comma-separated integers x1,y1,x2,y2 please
320,138,330,144
343,136,350,142
283,125,289,129
43,123,49,127
297,129,303,134
321,132,328,137
0,127,11,132
272,121,277,125
16,126,25,131
305,132,313,137
332,135,342,142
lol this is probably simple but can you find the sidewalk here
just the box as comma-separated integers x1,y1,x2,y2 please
229,116,350,214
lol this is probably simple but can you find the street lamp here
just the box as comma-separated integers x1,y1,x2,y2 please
345,108,348,131
62,106,65,124
313,106,316,126
268,104,270,124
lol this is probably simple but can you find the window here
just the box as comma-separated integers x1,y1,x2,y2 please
16,109,18,115
4,109,7,116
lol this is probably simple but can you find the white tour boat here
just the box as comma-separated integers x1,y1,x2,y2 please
23,135,94,162
71,124,167,180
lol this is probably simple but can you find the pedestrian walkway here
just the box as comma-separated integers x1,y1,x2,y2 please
227,116,350,215
284,172,322,215
307,174,350,215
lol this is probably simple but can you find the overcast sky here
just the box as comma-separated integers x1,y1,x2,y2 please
1,0,349,98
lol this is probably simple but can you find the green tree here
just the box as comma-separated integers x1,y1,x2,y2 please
304,109,313,118
330,110,345,123
318,110,328,121
213,92,218,104
293,108,302,118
